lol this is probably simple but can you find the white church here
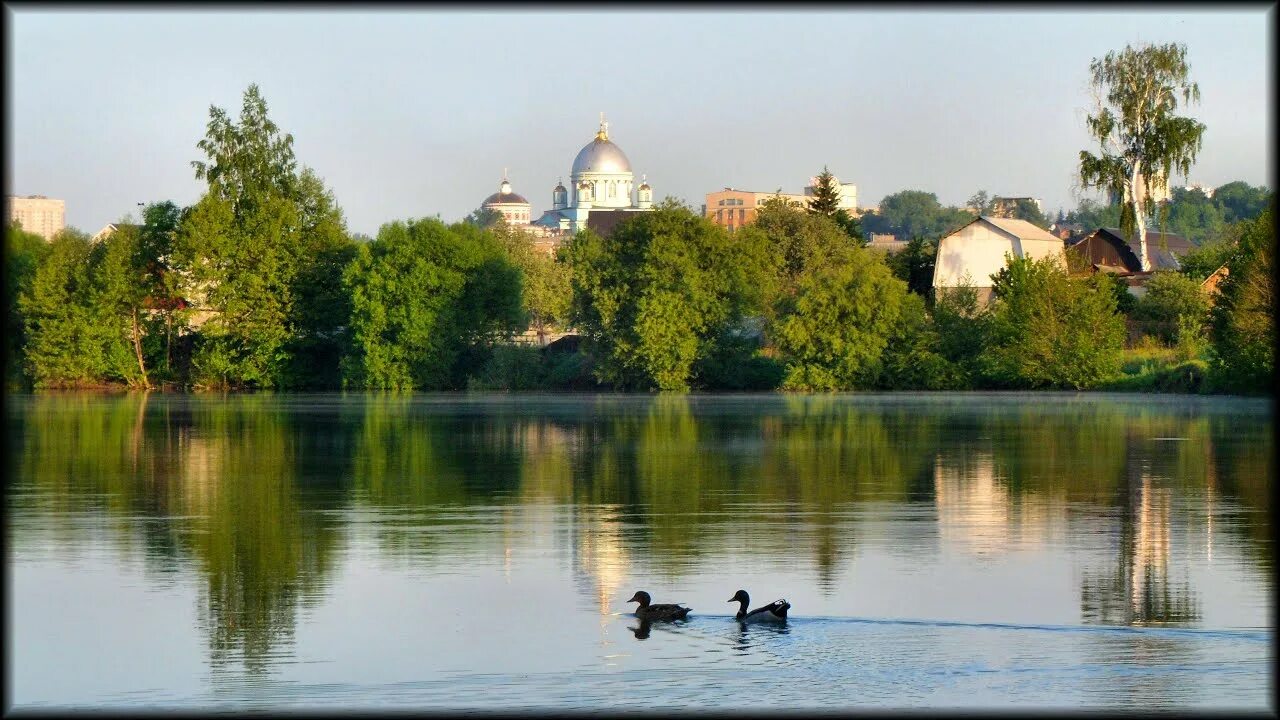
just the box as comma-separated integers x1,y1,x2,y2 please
480,114,653,238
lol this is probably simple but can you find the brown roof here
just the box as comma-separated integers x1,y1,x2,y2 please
585,209,641,238
483,191,529,206
1089,227,1193,271
1101,227,1193,253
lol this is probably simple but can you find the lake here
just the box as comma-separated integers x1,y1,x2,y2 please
7,392,1273,711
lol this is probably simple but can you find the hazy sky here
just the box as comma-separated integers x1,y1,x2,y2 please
7,8,1274,236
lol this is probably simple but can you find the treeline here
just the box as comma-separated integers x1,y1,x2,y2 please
4,85,1274,395
1064,181,1273,245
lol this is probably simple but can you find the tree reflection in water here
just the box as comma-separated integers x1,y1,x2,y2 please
8,392,1272,676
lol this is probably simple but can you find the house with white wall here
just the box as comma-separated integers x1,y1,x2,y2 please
932,216,1066,306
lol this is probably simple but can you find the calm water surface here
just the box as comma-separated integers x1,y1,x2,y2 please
7,392,1273,711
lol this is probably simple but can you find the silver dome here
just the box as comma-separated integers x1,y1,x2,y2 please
572,138,632,175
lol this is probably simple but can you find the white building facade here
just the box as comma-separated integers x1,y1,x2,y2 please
933,216,1066,307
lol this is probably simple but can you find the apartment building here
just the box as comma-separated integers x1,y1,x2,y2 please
7,195,66,240
705,177,857,233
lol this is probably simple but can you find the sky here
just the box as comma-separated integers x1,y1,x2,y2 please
7,8,1274,237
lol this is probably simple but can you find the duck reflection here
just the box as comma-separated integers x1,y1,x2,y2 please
732,619,791,654
629,619,652,640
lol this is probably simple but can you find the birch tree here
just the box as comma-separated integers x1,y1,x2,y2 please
1079,42,1206,272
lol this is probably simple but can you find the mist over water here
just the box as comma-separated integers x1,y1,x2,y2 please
7,393,1272,710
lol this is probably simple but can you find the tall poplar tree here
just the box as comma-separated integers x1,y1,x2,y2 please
1079,42,1206,272
176,84,352,389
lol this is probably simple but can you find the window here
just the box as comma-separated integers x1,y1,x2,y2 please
739,208,746,222
717,210,723,222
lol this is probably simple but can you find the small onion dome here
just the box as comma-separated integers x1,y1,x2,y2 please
638,181,651,190
554,179,566,192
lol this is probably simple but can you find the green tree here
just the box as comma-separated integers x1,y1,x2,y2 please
740,196,849,297
1176,236,1235,283
1132,270,1210,345
932,281,991,386
807,166,842,217
1003,198,1050,229
1212,181,1272,224
883,236,938,299
90,224,154,387
283,168,358,389
567,201,763,391
967,190,993,216
19,229,106,387
862,190,971,241
1209,209,1274,394
1066,197,1124,232
773,246,914,391
465,206,503,229
875,291,967,390
342,218,522,390
490,223,571,344
984,255,1126,389
135,202,189,380
175,84,353,389
1079,42,1207,272
5,223,51,386
1160,186,1225,245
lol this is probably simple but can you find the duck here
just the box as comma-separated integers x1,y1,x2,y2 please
728,589,790,623
627,590,692,621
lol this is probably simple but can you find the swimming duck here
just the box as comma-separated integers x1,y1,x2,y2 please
728,589,790,623
627,590,692,621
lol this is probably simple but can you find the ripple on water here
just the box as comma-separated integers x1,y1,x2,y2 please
171,615,1270,710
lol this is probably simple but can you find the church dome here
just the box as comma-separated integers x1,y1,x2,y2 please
483,177,529,206
572,116,631,175
572,139,631,175
483,190,528,205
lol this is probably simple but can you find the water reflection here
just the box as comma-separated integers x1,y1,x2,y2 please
7,392,1272,686
1080,470,1200,627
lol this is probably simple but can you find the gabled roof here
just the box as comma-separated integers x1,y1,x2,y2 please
91,222,141,242
980,216,1060,243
